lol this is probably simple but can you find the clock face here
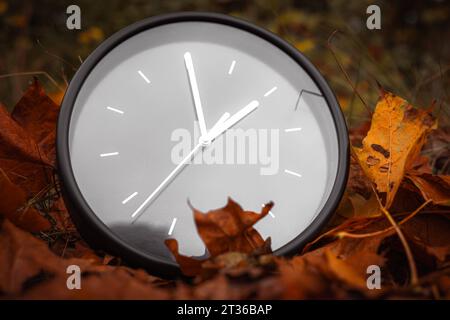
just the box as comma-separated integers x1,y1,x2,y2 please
59,13,348,275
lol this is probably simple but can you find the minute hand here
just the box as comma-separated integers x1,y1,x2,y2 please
184,52,208,138
206,100,259,142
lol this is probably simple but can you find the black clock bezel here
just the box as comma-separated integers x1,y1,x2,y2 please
57,12,349,279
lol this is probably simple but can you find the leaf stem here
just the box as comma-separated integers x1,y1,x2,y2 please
337,199,431,239
372,185,419,286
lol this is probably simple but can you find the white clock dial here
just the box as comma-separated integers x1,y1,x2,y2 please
59,14,348,274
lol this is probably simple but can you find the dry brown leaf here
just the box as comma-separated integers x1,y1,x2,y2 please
277,234,386,298
0,103,51,166
11,78,59,163
193,198,273,256
338,192,381,219
165,198,273,276
354,92,436,208
0,219,168,299
402,214,450,266
164,239,204,277
0,169,51,232
324,238,385,291
0,83,54,196
406,173,450,206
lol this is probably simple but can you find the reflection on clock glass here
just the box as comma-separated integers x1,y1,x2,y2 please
69,21,339,260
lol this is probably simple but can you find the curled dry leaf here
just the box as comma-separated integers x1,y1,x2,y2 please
354,92,437,208
406,173,450,206
193,198,273,256
165,198,273,276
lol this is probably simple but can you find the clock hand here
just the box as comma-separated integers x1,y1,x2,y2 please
130,113,230,221
204,100,259,143
184,52,208,138
131,142,202,221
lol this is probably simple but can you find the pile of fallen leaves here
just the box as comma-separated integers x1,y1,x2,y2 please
0,79,449,299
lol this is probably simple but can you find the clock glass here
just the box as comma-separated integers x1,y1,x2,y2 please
58,13,348,277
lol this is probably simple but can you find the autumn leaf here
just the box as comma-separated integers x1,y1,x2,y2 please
354,92,437,208
11,78,59,163
277,234,386,299
0,80,56,196
164,239,204,277
0,219,169,299
193,198,273,256
0,103,51,166
400,214,450,267
406,173,450,206
165,198,273,276
0,169,51,232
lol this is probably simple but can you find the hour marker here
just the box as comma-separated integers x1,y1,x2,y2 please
262,204,275,218
138,70,151,83
168,218,177,235
100,152,119,157
284,127,302,132
228,60,236,75
122,192,138,204
106,107,124,114
284,169,302,178
264,86,277,97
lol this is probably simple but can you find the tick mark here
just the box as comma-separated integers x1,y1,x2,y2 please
168,218,177,235
262,204,275,218
228,60,236,75
284,169,302,178
264,86,277,97
284,127,302,132
106,107,124,114
122,192,138,204
100,152,119,158
138,70,151,84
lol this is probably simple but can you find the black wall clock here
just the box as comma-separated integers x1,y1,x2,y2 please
57,12,349,278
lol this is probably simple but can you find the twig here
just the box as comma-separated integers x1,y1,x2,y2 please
302,217,374,254
0,71,65,92
372,185,419,286
36,39,77,71
413,64,450,97
338,199,431,239
327,30,372,116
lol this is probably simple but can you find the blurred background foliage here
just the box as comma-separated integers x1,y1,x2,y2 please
0,0,449,128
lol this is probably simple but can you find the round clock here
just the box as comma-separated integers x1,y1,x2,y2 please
57,12,349,278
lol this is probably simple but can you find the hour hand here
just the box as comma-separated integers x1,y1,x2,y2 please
184,52,208,138
205,100,259,142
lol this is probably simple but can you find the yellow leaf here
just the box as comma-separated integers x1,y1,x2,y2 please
354,92,436,208
0,1,8,15
294,39,315,52
78,26,104,44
